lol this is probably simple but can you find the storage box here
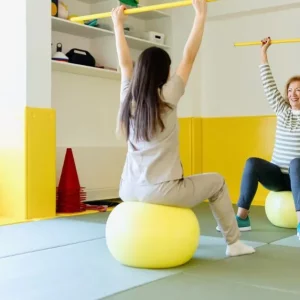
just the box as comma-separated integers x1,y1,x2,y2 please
143,31,165,45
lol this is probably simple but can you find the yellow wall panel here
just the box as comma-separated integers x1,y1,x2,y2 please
201,116,276,206
0,148,26,220
191,118,202,174
26,107,56,219
0,113,277,227
178,118,192,176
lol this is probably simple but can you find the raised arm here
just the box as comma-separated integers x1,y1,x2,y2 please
259,37,289,115
112,6,133,80
175,0,207,86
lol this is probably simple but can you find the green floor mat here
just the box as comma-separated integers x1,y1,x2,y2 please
0,216,106,258
184,236,264,269
185,244,300,295
192,203,295,243
271,235,300,248
0,239,179,300
66,211,111,223
0,234,264,300
104,272,300,300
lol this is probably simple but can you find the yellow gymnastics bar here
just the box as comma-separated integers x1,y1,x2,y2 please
234,38,300,47
70,0,217,22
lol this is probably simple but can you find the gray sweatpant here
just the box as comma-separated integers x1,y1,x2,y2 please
119,172,240,245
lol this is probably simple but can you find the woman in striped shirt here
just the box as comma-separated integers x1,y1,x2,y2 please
236,37,300,238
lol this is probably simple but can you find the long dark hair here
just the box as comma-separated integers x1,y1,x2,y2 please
118,47,173,142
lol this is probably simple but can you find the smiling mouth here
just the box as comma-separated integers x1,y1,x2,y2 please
291,98,299,102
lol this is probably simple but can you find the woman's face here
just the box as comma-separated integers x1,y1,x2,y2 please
288,81,300,110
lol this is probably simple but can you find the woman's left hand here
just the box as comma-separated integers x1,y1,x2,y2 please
111,5,127,27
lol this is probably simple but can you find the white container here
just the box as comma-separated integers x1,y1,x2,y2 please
143,31,165,45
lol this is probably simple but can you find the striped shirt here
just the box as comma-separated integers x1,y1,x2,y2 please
260,64,300,174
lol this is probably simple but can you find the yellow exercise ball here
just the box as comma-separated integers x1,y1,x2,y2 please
265,191,297,228
105,201,200,269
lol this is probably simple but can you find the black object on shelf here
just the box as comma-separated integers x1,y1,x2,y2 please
66,49,96,67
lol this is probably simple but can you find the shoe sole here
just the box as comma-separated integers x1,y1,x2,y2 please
216,226,252,232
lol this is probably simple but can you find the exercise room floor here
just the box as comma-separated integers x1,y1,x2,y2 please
1,203,299,300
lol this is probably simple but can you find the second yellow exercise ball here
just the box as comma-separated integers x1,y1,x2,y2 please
265,191,297,228
105,201,200,269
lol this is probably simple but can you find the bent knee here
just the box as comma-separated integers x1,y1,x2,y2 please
289,158,300,169
208,173,228,201
209,172,225,188
245,157,261,170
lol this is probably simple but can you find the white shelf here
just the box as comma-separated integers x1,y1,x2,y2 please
51,17,170,50
52,17,112,39
52,60,121,80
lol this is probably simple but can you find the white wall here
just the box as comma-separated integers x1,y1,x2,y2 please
0,0,51,146
207,0,300,20
27,0,52,108
0,0,26,147
170,0,300,117
170,5,203,117
52,70,126,199
200,0,300,117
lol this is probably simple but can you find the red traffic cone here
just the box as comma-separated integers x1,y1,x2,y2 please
56,148,86,213
58,148,80,192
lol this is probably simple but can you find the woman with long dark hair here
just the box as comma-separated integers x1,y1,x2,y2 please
112,0,255,257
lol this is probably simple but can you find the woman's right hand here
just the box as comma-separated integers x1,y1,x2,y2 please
260,37,271,64
261,37,271,53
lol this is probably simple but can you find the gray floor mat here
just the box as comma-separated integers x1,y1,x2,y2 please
0,217,106,258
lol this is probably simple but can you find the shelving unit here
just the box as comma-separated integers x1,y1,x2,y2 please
52,60,121,79
51,0,172,77
51,0,173,203
52,17,170,50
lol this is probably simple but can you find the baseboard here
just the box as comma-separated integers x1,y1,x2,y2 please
84,188,119,201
